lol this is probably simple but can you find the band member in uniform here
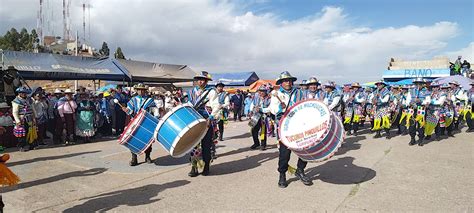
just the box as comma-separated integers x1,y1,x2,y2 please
305,77,324,100
121,83,158,166
399,85,411,135
449,81,468,131
270,71,312,188
12,87,36,151
408,78,430,146
299,80,308,92
343,83,365,136
364,87,375,128
390,85,403,135
371,80,391,139
424,83,446,141
466,82,474,132
215,81,230,141
323,82,342,115
250,85,271,150
441,84,455,137
187,71,218,177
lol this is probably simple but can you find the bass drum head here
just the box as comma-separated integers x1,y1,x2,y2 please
169,120,208,157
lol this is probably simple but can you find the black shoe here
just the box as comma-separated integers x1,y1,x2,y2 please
129,158,138,166
188,166,199,177
145,156,153,164
418,139,424,146
373,132,382,139
250,144,259,150
353,131,358,136
448,132,455,137
346,131,351,136
278,173,288,188
409,139,416,146
425,135,431,140
397,129,402,134
295,169,313,186
385,132,391,140
260,145,266,151
436,136,441,141
202,164,210,176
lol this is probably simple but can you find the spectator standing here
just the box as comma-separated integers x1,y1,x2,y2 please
50,89,64,144
231,89,244,121
58,89,77,145
113,86,128,135
76,92,96,143
32,93,48,146
0,102,15,149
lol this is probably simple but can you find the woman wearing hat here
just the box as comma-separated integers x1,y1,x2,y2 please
249,85,271,150
32,92,49,146
50,89,64,144
122,83,157,166
57,89,77,145
12,87,37,151
269,71,312,188
344,82,366,136
371,80,391,139
187,71,219,177
76,92,96,143
214,81,230,141
0,102,15,149
441,84,455,137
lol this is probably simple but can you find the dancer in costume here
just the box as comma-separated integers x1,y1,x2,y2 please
187,71,218,177
466,82,474,132
121,83,158,166
12,87,37,151
343,83,365,136
408,78,430,146
441,84,455,137
0,153,20,212
214,81,230,141
270,71,312,188
449,81,468,131
372,80,391,139
249,85,271,150
424,83,446,141
398,85,412,135
390,85,403,135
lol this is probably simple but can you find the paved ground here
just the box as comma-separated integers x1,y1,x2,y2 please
1,120,473,212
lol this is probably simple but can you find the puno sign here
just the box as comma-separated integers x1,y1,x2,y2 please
383,69,450,79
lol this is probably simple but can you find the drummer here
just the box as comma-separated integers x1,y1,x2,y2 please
249,85,271,150
323,82,342,114
269,71,312,188
187,71,218,177
214,81,230,141
121,83,158,166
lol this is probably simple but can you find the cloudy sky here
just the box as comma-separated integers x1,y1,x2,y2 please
0,0,472,83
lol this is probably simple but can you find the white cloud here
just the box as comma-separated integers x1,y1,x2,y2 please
0,0,470,83
444,42,473,62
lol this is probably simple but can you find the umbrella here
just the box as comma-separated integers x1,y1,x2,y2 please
433,75,473,89
98,84,117,92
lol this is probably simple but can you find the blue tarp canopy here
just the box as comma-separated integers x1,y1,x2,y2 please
1,50,131,81
209,72,259,86
386,78,413,86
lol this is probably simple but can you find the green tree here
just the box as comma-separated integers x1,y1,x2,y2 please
4,28,21,51
99,41,110,56
114,47,125,59
19,28,31,50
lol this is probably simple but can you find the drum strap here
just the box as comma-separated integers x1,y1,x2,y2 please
285,89,296,112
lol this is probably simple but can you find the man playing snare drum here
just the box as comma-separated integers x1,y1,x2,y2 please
249,85,271,151
269,71,312,188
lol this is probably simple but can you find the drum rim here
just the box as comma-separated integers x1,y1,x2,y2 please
278,99,332,150
118,109,146,144
299,114,345,162
169,118,208,157
154,104,192,134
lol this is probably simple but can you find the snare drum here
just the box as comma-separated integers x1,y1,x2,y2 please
118,110,158,155
278,100,344,162
248,112,262,128
154,104,208,157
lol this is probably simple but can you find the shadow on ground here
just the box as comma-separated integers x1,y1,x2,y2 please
2,168,108,193
7,151,102,167
288,157,376,185
335,135,365,156
62,180,190,212
210,151,278,176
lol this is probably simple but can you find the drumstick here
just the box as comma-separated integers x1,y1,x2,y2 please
270,90,284,103
113,99,125,108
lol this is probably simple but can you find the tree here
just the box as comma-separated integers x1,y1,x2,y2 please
0,28,41,52
19,28,31,51
99,42,110,56
114,47,125,59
